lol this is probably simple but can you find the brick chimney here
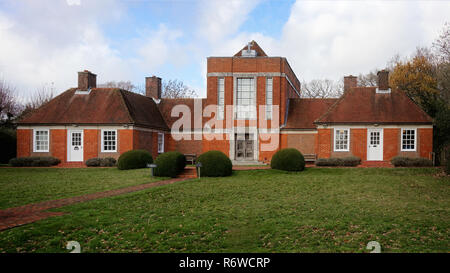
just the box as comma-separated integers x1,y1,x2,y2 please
145,76,162,99
78,70,96,90
344,75,357,93
377,70,389,90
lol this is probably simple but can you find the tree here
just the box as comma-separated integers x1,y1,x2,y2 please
301,79,342,98
18,85,55,121
162,79,197,98
98,81,142,93
389,52,439,116
357,70,378,87
0,79,21,127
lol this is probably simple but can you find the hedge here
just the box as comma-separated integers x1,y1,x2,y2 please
117,149,153,170
86,157,116,167
270,148,305,171
9,156,61,167
315,156,361,167
0,129,16,164
154,151,186,178
197,150,232,177
391,156,433,167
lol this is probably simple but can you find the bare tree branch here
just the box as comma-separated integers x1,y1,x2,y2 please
301,79,343,98
162,79,197,98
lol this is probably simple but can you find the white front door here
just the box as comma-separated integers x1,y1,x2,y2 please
367,129,383,161
68,130,83,162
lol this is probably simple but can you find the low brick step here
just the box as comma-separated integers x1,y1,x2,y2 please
361,161,393,168
178,167,197,178
56,162,86,168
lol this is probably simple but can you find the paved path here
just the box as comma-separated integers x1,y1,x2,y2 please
0,178,187,231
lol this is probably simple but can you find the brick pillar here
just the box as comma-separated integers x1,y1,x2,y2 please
344,75,357,93
78,70,96,90
145,76,162,99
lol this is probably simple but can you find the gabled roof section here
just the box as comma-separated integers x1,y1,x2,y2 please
234,40,268,57
158,98,206,130
18,88,169,130
284,98,338,129
315,87,433,124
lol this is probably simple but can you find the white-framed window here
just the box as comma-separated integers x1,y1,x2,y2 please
158,133,164,153
334,128,350,151
401,128,416,151
101,129,117,152
33,129,49,152
217,77,225,120
266,77,273,120
236,78,256,119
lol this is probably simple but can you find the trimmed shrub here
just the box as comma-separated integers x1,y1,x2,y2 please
197,150,232,177
9,156,61,167
154,151,186,178
271,148,305,171
117,149,153,170
315,156,361,167
86,157,116,167
0,129,16,164
391,156,433,167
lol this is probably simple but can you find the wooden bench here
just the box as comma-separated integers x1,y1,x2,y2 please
184,154,197,165
303,154,317,163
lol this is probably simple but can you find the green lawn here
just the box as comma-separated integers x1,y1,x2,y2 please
0,167,449,253
0,168,166,209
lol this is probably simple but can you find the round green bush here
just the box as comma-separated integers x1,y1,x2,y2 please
117,149,153,170
270,148,305,171
197,150,232,177
154,151,186,178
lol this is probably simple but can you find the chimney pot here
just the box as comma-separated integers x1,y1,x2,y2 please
377,70,389,90
344,75,357,93
78,70,96,90
145,76,162,99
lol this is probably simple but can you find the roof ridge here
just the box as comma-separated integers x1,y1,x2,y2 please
117,89,135,125
313,91,350,124
17,88,76,123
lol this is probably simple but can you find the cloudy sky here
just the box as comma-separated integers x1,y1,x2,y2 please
0,0,449,98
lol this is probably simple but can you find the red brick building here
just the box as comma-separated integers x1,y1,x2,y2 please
16,41,433,166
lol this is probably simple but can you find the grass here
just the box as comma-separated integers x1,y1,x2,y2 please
0,168,166,209
0,167,449,253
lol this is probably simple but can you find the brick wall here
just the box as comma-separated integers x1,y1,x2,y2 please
51,129,67,162
84,129,98,160
286,134,316,154
383,128,399,161
16,129,31,158
351,129,367,161
317,129,332,158
419,128,433,159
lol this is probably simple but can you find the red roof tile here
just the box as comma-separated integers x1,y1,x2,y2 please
315,87,433,124
158,98,206,129
284,98,338,129
18,88,169,130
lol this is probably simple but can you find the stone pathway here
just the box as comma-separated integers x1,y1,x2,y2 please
0,178,187,231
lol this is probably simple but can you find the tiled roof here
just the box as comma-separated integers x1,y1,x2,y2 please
315,87,433,124
18,88,169,130
158,98,206,129
284,98,338,129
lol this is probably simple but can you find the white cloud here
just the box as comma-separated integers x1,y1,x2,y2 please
279,0,450,81
197,0,262,44
0,0,128,99
66,0,81,6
